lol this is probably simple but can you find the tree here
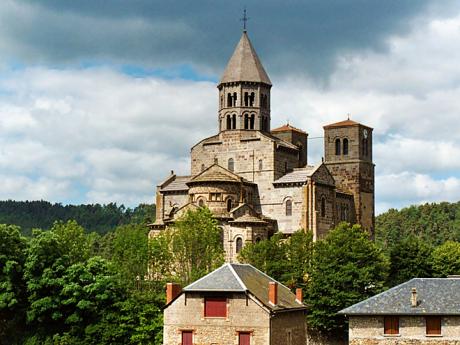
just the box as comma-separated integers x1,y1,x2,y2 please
431,241,460,277
149,207,224,285
306,223,389,334
0,224,28,342
388,234,433,286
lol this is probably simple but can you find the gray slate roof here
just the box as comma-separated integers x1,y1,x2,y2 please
160,176,190,192
339,278,460,316
184,263,306,312
219,32,271,86
273,166,316,184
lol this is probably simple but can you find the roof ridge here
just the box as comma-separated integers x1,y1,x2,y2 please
228,263,248,290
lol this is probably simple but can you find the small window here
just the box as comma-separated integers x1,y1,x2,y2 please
335,138,341,155
384,316,399,335
426,316,441,335
236,237,243,253
214,157,218,164
286,199,292,216
284,161,288,173
198,199,205,207
255,237,261,243
227,93,232,107
287,330,292,345
232,114,236,129
205,297,227,318
362,138,369,156
201,164,205,171
228,158,234,172
227,198,233,212
239,332,251,345
343,138,349,155
226,115,231,129
321,197,326,217
182,331,193,345
258,159,263,171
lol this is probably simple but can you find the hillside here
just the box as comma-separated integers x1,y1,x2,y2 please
0,200,156,235
376,201,460,248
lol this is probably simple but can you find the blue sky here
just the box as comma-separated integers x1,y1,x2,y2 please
0,0,460,214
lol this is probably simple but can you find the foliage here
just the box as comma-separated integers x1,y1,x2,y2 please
149,207,225,285
306,223,389,334
0,224,28,342
376,202,460,248
387,234,434,286
431,241,460,277
239,230,313,289
0,200,156,236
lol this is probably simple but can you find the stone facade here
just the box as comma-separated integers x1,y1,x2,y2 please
149,32,375,262
348,316,460,344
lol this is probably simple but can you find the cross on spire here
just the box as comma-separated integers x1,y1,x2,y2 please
240,8,250,32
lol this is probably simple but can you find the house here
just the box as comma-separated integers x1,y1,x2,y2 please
339,277,460,344
150,29,375,263
163,263,307,345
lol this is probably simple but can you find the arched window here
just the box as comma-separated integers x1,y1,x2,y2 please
227,93,232,107
226,115,231,130
335,138,341,155
226,198,233,212
244,92,249,106
236,237,243,253
321,197,326,217
343,138,349,155
250,114,255,129
258,159,263,171
233,92,237,106
232,114,236,129
249,92,255,106
362,138,369,156
286,199,292,216
255,237,262,243
244,114,249,129
228,158,234,172
198,198,205,207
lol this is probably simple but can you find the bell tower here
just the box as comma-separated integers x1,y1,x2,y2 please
217,31,272,132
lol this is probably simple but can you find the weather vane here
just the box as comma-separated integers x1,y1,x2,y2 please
240,8,250,32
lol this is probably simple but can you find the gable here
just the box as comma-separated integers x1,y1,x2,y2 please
310,164,335,186
189,164,243,184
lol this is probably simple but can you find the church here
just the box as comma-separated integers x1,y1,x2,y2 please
149,30,375,262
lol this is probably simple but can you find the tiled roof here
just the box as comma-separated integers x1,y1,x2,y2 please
273,166,316,184
323,119,360,128
339,278,460,316
160,175,191,192
189,164,250,184
271,123,307,134
219,32,271,86
184,263,306,312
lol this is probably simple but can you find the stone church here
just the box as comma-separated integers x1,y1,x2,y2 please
149,31,375,262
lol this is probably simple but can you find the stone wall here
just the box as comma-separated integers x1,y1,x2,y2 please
348,316,460,344
164,292,270,345
270,310,307,345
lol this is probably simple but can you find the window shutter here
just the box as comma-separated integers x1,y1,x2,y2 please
182,331,193,345
205,297,227,317
384,316,399,335
426,316,441,335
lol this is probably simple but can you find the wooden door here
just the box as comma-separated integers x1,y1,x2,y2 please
239,332,250,345
182,331,193,345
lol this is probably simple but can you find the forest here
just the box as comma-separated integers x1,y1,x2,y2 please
1,201,460,344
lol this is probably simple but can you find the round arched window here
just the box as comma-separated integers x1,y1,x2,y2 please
228,158,234,172
198,198,205,207
227,198,233,212
236,237,243,253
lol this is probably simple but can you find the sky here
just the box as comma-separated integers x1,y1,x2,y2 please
0,0,459,214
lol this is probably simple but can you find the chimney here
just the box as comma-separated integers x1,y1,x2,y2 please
269,282,278,305
166,283,182,304
296,288,303,304
411,287,417,307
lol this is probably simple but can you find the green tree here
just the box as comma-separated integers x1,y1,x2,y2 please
431,241,460,277
0,224,28,342
388,234,433,286
306,223,389,334
149,207,224,285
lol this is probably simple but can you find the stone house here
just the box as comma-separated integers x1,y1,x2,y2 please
150,29,375,262
339,277,460,344
163,263,307,345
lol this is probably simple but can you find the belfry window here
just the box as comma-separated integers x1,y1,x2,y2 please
343,138,349,155
244,92,249,106
228,158,234,172
226,115,231,130
250,114,255,129
286,199,292,216
232,114,236,129
236,237,243,253
362,138,369,156
233,92,237,106
335,138,341,155
249,92,255,106
244,114,249,129
227,93,232,107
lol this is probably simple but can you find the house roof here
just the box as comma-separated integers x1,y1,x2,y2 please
271,123,307,134
323,119,373,130
184,263,306,312
273,166,317,184
339,278,460,316
219,32,272,86
160,175,191,192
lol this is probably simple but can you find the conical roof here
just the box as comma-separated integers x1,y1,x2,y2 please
219,32,271,86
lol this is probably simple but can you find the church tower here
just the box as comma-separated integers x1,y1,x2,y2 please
218,31,272,132
323,119,375,236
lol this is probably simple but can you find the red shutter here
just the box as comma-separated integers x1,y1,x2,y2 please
205,297,227,317
384,316,399,335
426,316,441,335
239,332,250,345
182,331,193,345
